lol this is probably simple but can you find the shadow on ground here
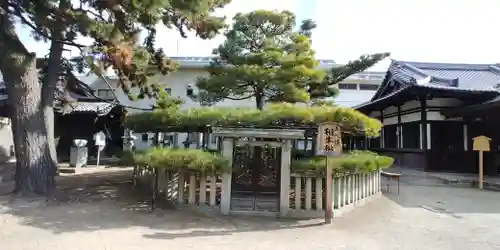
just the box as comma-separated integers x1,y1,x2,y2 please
0,168,324,239
381,166,500,215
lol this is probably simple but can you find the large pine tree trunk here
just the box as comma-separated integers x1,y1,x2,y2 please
4,56,57,196
42,0,68,166
0,2,57,197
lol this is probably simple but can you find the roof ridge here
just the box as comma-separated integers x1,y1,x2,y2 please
393,60,498,70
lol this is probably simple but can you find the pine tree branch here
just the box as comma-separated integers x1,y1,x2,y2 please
9,4,86,48
72,8,106,22
327,52,390,85
224,94,254,100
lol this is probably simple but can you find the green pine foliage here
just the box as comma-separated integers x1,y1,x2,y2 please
125,102,382,136
291,150,394,176
11,0,232,100
193,10,326,109
125,147,231,173
190,10,390,107
122,148,391,175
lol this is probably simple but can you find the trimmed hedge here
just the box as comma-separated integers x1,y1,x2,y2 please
291,150,394,176
122,147,392,177
123,147,231,173
125,102,382,137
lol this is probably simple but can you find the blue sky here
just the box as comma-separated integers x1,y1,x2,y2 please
16,0,500,71
296,0,316,24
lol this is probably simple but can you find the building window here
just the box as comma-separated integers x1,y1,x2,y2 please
369,75,384,80
338,83,357,90
97,89,113,98
431,122,463,150
141,133,148,142
186,84,194,97
370,137,380,149
402,123,420,148
383,125,398,148
164,87,172,94
359,84,379,91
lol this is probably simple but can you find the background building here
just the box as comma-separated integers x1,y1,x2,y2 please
89,56,385,109
87,56,385,150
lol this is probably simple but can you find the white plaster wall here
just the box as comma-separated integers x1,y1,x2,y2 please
426,98,463,107
88,69,380,111
0,119,14,162
334,89,377,107
371,98,464,125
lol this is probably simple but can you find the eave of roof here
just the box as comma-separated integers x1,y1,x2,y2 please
390,60,500,92
356,84,499,112
56,101,116,116
362,60,500,110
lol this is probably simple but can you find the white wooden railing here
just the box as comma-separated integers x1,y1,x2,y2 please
136,167,222,207
136,167,382,218
288,169,381,218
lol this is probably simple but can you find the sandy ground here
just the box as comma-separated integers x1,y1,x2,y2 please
0,167,500,250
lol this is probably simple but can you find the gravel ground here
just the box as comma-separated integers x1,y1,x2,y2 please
0,168,499,250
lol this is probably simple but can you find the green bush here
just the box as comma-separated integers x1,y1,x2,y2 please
123,147,231,173
291,150,394,176
125,102,382,137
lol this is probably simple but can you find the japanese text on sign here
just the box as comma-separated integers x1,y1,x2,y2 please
316,123,342,156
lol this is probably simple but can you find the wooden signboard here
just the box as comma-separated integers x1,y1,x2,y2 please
316,122,342,157
473,135,491,152
316,122,342,224
472,135,491,190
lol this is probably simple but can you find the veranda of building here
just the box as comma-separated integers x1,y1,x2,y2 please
356,60,500,176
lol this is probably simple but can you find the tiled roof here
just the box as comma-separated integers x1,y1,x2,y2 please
58,101,115,116
0,74,116,116
389,60,500,92
354,86,412,110
357,60,500,110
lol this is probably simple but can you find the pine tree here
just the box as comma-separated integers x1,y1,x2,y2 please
0,0,230,196
194,10,326,109
193,12,389,107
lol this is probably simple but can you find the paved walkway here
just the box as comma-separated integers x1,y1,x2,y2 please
386,165,500,190
0,168,500,250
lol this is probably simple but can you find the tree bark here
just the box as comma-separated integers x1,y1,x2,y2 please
255,86,264,110
43,0,69,167
0,6,57,196
5,56,56,196
43,39,65,170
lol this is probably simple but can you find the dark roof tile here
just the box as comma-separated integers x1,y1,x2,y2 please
391,60,500,92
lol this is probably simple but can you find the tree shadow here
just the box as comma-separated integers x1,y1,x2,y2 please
0,169,325,238
0,161,15,184
381,168,500,215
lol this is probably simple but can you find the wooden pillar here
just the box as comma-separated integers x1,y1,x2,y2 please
420,96,429,170
463,123,468,151
380,109,385,148
279,140,292,217
220,138,234,215
397,105,403,148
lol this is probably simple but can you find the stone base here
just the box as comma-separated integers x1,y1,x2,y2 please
69,147,88,168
